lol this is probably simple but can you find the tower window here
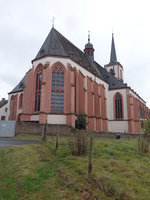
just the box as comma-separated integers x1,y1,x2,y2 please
115,93,123,119
110,68,114,76
35,68,42,112
51,65,64,112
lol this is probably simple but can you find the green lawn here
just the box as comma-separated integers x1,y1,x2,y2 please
0,136,150,200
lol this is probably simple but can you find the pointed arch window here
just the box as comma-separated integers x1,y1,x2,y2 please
19,93,23,108
51,65,64,112
35,68,42,112
115,93,123,119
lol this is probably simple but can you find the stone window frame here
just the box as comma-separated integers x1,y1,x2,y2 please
114,92,123,119
35,66,42,112
51,65,64,113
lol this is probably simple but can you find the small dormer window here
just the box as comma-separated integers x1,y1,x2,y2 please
40,49,45,55
19,82,23,88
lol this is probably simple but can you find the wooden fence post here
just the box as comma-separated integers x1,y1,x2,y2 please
55,124,59,155
42,120,48,142
88,135,93,176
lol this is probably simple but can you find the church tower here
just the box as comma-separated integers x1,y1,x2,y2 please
84,31,94,63
104,33,124,81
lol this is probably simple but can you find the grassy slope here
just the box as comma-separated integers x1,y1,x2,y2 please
0,136,150,200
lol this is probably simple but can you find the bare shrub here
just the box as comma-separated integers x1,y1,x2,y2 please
144,119,150,138
138,136,149,153
68,130,88,156
138,119,150,153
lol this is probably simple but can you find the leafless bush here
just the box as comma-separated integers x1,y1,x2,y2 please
138,136,149,153
68,130,88,156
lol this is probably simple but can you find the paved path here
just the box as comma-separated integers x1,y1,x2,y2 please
0,138,40,148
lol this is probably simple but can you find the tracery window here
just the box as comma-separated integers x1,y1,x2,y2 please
51,65,64,112
115,93,123,119
35,68,42,112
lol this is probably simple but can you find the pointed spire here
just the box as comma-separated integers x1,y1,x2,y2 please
110,33,117,63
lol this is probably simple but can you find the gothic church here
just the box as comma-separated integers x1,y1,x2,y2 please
8,27,148,133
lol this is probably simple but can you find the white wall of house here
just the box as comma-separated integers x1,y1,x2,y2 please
0,102,9,120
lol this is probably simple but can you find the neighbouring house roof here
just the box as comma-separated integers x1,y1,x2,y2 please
8,76,26,94
0,98,8,108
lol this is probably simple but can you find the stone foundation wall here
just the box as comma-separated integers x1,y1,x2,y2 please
16,122,140,138
16,122,72,136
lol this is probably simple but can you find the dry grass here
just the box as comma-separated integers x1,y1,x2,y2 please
0,136,150,199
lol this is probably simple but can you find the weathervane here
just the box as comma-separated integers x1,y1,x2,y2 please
52,16,56,28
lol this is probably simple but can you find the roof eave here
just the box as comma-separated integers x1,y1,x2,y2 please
32,54,107,84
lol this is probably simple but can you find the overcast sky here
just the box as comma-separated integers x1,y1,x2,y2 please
0,0,150,107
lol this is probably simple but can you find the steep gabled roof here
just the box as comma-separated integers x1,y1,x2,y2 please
0,98,8,108
9,76,26,94
32,28,104,80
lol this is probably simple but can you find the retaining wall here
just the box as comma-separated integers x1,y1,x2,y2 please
16,122,140,138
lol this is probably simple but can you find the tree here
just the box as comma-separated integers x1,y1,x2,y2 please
75,114,88,130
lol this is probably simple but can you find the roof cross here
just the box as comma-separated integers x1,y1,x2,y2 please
52,16,55,28
88,30,90,43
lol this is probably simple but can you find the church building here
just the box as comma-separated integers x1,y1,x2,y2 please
7,27,148,133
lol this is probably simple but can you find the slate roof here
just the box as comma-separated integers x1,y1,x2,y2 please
0,98,8,108
32,28,103,80
95,62,127,89
9,76,26,94
110,33,117,63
